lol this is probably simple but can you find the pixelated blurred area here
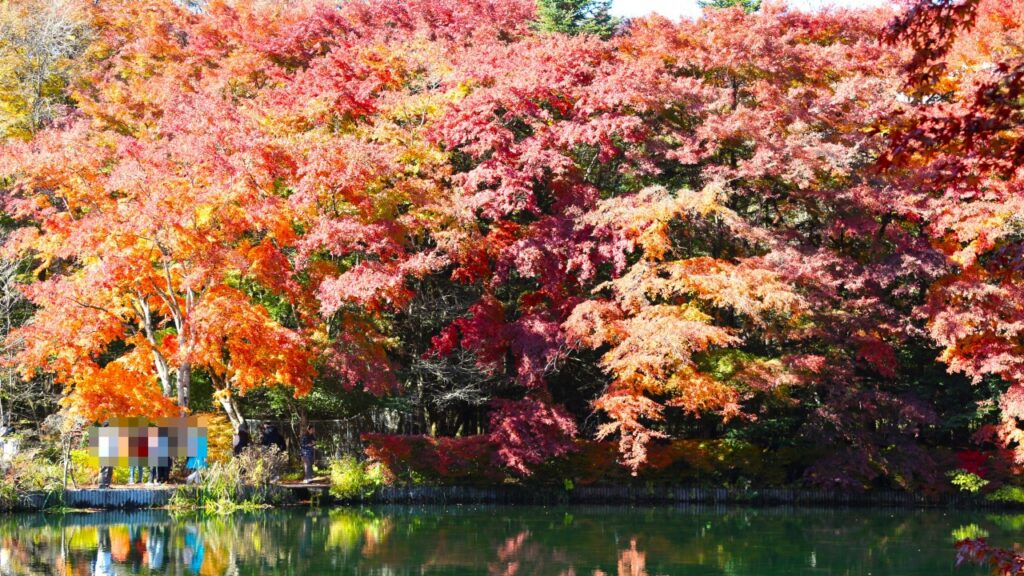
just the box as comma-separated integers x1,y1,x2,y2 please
87,416,209,468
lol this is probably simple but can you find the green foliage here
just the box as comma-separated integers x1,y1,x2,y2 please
950,524,989,541
534,0,619,37
698,0,761,13
986,485,1024,505
984,514,1024,532
171,446,290,513
0,446,64,510
328,456,387,500
946,469,989,494
0,480,17,510
2,448,62,489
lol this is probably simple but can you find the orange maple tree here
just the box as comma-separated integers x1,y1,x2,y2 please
3,0,1015,489
1,0,319,422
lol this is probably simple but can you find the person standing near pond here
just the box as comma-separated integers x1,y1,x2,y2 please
185,424,209,485
144,425,159,485
128,462,147,485
232,421,251,456
94,526,113,576
259,423,286,482
183,523,206,574
300,426,316,483
128,417,148,485
97,420,113,489
126,521,146,573
147,524,167,572
260,423,286,454
152,425,169,485
185,451,207,485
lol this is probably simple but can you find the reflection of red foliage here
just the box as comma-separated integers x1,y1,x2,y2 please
956,539,1024,576
617,538,647,576
956,450,988,477
488,531,533,576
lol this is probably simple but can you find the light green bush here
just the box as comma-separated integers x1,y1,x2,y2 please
951,523,989,541
947,469,989,494
0,479,18,510
171,445,290,513
986,485,1024,504
0,448,64,510
328,456,386,500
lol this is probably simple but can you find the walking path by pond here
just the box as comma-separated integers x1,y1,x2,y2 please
0,505,1014,575
24,482,331,509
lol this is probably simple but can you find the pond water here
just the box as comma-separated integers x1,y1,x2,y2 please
0,505,1013,575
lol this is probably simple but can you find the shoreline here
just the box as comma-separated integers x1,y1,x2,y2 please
8,484,1016,512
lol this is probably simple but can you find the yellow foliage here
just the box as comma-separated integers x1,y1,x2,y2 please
194,204,217,227
0,0,87,139
202,412,234,465
67,526,99,551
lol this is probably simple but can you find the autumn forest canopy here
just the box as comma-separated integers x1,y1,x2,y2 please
0,0,1022,492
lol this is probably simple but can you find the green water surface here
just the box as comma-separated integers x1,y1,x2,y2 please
0,505,1014,575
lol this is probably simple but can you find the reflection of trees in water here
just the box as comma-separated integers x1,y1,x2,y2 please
0,507,1016,575
0,513,176,576
602,538,646,576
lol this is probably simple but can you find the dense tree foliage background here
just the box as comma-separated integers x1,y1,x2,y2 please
0,0,1021,493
